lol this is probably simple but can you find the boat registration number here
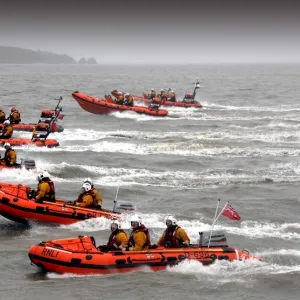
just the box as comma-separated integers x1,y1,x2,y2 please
184,252,210,259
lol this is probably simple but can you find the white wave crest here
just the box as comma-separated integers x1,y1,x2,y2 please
168,258,300,283
257,249,300,257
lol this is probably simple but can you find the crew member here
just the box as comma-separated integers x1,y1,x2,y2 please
35,171,56,203
124,94,134,106
169,91,176,102
83,178,103,209
0,120,13,139
115,92,124,105
157,215,190,248
1,143,16,166
128,214,150,251
9,107,21,124
150,89,156,99
74,182,96,208
0,108,5,123
107,219,128,250
160,89,167,100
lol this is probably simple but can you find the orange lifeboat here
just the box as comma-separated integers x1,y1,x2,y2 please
28,233,260,275
0,122,64,133
0,123,59,148
0,99,65,133
72,91,168,117
0,182,134,225
0,138,59,148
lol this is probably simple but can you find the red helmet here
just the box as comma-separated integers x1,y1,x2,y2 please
10,107,16,112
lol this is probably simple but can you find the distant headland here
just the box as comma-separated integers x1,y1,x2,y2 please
0,46,97,64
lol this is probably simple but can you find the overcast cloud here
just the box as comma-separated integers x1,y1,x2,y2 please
1,0,299,63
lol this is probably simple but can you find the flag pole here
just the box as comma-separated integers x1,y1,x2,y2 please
213,201,228,225
207,198,221,248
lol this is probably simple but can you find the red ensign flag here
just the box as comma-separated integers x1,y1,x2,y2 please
221,203,241,220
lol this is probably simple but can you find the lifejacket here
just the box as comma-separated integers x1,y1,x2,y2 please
10,110,21,123
107,229,126,248
77,190,97,208
161,226,181,248
37,178,55,201
150,91,156,99
128,224,150,249
35,123,49,131
2,125,13,137
169,93,176,101
125,95,134,106
161,91,167,98
106,96,114,103
32,123,50,139
0,110,5,122
116,94,124,103
4,148,16,164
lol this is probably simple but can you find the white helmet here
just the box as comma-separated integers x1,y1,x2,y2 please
83,177,93,185
151,88,155,91
37,170,50,182
129,214,142,226
171,90,174,93
118,92,122,95
3,120,10,125
4,142,11,149
160,89,164,91
125,93,129,97
165,215,177,226
82,182,92,192
111,219,121,230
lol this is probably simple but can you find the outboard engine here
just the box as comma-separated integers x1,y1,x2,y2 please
148,103,160,110
20,158,36,170
184,93,193,99
183,93,196,103
55,124,64,133
199,231,228,247
113,200,135,213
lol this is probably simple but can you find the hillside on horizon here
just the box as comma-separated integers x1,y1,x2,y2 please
0,46,97,64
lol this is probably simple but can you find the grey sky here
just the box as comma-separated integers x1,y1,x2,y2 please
1,0,300,63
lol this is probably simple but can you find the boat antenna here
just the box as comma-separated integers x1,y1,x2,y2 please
113,184,120,212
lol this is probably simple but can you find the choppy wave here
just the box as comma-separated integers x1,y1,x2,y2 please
258,249,300,257
203,102,300,112
38,161,300,187
230,121,300,130
14,137,300,158
0,168,38,182
168,259,300,284
45,128,300,144
4,160,300,188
